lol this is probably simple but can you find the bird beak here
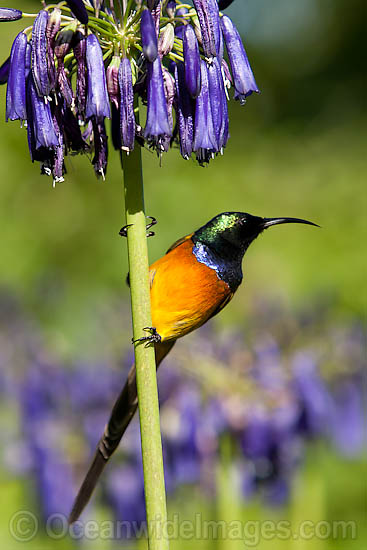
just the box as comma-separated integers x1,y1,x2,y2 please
261,217,320,229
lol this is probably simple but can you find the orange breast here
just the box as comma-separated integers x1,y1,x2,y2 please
149,238,232,342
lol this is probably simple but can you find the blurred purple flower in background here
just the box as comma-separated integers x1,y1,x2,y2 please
0,291,364,536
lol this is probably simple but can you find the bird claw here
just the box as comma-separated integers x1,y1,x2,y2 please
146,216,157,237
119,224,133,237
132,327,162,347
119,217,157,238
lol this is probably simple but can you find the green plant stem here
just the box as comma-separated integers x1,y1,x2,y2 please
121,146,169,550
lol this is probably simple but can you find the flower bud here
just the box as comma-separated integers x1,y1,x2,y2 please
183,25,201,99
106,56,120,109
141,8,158,62
118,58,135,152
158,24,175,57
221,15,259,104
66,0,89,25
85,34,111,119
0,8,22,22
6,32,28,122
31,10,53,99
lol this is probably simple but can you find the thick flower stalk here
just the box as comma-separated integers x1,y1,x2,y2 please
0,0,259,181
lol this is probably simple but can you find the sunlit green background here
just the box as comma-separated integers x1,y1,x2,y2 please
0,1,365,549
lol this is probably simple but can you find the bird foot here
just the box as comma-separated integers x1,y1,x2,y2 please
132,327,162,347
119,216,157,238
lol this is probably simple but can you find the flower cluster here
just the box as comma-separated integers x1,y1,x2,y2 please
0,1,258,184
0,292,363,526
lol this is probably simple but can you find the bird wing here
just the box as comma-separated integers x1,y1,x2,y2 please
165,233,193,254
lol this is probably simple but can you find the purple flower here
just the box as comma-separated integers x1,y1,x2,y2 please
144,58,171,148
221,15,259,104
192,0,217,58
27,74,59,151
208,58,229,151
0,56,10,85
6,32,28,122
330,380,364,457
174,62,194,160
85,34,111,119
31,10,53,100
73,31,87,117
193,60,217,163
45,8,61,92
175,7,188,39
66,0,89,25
141,8,158,62
118,58,135,152
91,117,108,178
54,28,75,107
183,25,201,99
0,8,22,22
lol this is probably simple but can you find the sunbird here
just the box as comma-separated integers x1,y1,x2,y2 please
69,211,317,522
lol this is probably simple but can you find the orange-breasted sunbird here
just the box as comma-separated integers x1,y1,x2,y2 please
69,211,317,522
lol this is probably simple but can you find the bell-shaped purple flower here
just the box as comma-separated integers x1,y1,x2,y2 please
85,34,111,119
6,32,28,122
118,58,135,152
0,8,22,22
221,15,259,104
144,58,171,148
141,8,158,62
174,62,194,160
192,0,217,58
183,25,201,99
26,75,59,152
193,60,217,163
208,0,223,59
66,0,89,25
208,58,229,151
31,10,53,100
0,56,10,85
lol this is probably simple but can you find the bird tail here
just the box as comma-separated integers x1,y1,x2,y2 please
68,340,175,524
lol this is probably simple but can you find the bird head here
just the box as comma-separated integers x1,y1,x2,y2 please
193,212,318,259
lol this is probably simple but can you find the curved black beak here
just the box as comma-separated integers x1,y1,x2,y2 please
262,217,320,229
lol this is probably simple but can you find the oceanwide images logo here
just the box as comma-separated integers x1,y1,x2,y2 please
9,511,357,546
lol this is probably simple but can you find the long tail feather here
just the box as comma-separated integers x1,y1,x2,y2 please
69,340,175,524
